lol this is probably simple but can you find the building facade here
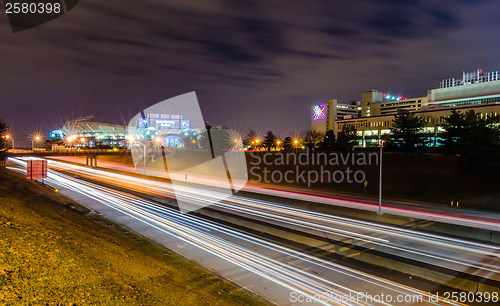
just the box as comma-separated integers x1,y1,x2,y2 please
335,103,500,147
311,99,360,134
56,119,128,148
312,70,500,147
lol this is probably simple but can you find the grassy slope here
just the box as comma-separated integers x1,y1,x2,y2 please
0,169,265,305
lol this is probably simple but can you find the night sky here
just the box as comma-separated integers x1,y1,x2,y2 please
1,0,499,146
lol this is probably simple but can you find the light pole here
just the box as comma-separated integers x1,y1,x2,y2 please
378,141,385,215
32,135,41,151
4,135,14,149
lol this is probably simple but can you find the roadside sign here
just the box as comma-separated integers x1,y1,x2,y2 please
364,180,368,187
27,159,47,180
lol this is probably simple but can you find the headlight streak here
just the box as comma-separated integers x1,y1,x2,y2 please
44,173,365,306
37,159,500,277
8,157,464,305
44,159,500,276
11,158,500,275
50,173,461,306
241,186,500,230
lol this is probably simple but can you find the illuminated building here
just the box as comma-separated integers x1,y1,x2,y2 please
311,99,360,134
132,112,199,148
429,70,500,107
440,69,500,88
360,90,427,117
335,103,500,147
313,69,500,147
57,118,127,148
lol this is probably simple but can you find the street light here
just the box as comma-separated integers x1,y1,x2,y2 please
32,135,41,151
129,137,154,175
3,134,14,149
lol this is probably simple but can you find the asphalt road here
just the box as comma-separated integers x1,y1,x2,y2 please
50,156,500,232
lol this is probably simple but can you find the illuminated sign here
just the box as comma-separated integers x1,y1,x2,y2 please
26,160,47,180
181,120,191,128
383,93,405,101
312,104,325,120
156,119,176,127
139,118,149,127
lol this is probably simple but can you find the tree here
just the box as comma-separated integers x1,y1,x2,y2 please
263,130,277,151
197,129,211,150
304,129,324,149
245,130,260,149
441,110,500,175
282,136,293,151
319,129,336,150
337,125,358,150
387,111,426,151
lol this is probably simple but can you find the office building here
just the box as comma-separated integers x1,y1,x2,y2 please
314,70,500,147
311,99,360,134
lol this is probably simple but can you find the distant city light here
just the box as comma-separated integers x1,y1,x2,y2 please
385,93,405,101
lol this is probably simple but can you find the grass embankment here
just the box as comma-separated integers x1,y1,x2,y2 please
0,169,265,305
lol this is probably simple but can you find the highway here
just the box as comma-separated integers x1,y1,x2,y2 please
8,157,499,305
42,158,500,283
50,156,500,232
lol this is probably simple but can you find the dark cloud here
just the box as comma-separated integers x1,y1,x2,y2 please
0,0,499,144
